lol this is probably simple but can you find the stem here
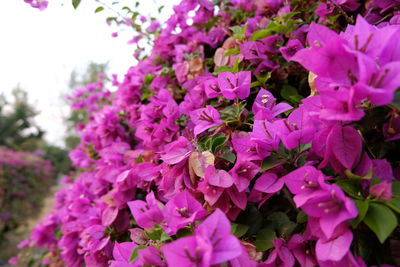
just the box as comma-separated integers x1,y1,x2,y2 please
282,186,297,210
328,0,354,24
94,0,125,21
357,129,376,159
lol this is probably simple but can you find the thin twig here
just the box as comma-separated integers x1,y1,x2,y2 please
329,0,354,24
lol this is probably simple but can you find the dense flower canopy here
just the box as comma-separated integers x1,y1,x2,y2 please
0,147,54,241
17,0,400,266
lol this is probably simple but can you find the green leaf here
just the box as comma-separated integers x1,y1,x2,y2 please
392,181,400,198
219,152,236,164
255,72,271,86
176,227,192,238
250,29,272,41
230,26,243,35
144,74,155,85
211,134,229,153
296,211,307,224
214,66,233,74
72,0,82,9
283,11,300,21
344,169,372,180
354,231,373,260
391,91,400,110
146,226,171,242
385,198,400,214
267,212,296,237
220,146,231,153
130,244,146,262
335,179,362,199
220,102,246,122
281,85,302,104
141,87,154,101
230,25,246,40
251,81,262,88
160,231,171,242
261,155,283,172
197,135,209,151
231,223,248,238
236,205,263,235
233,56,240,73
136,154,143,163
353,199,369,227
277,143,288,156
224,47,240,57
106,16,118,24
146,229,161,241
255,227,276,251
95,6,104,13
205,137,213,150
299,143,311,153
270,23,286,34
55,229,62,239
27,260,35,267
363,203,397,243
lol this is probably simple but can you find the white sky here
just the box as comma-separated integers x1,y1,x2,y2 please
0,0,180,147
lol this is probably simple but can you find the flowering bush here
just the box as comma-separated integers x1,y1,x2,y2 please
17,0,400,266
0,147,54,239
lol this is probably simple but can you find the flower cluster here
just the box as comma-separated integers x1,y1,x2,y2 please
23,0,48,10
17,0,400,266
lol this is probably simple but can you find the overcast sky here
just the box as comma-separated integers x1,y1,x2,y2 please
0,0,179,147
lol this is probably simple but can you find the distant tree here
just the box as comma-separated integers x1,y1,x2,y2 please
64,62,108,150
41,145,71,175
69,62,108,88
0,86,44,151
0,86,71,175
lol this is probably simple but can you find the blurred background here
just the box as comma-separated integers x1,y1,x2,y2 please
0,0,179,264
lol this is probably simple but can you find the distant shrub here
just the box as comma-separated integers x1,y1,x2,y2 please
0,147,54,240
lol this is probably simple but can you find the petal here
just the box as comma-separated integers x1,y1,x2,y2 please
211,235,242,264
207,167,234,188
218,72,237,91
196,209,231,238
227,187,247,210
162,236,212,267
254,172,284,193
329,125,362,170
307,22,338,48
316,230,353,261
113,242,137,263
161,147,192,164
271,102,293,117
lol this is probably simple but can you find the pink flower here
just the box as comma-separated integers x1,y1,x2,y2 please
230,160,260,192
109,242,137,267
370,181,392,201
164,190,206,234
218,71,251,100
252,88,292,120
261,238,295,267
296,184,358,239
127,192,164,229
162,209,242,266
190,105,223,135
